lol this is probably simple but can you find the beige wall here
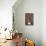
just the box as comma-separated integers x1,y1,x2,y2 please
13,0,41,46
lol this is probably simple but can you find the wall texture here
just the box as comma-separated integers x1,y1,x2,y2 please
13,0,41,46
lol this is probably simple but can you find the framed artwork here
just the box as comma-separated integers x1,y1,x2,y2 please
25,13,34,25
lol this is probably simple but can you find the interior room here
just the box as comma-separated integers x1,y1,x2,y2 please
0,0,46,46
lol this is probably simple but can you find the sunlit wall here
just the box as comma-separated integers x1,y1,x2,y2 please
0,0,16,30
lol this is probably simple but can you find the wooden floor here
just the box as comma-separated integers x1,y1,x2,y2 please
0,39,16,46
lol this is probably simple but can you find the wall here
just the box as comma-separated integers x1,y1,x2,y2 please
41,0,46,46
0,0,16,30
13,0,41,46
